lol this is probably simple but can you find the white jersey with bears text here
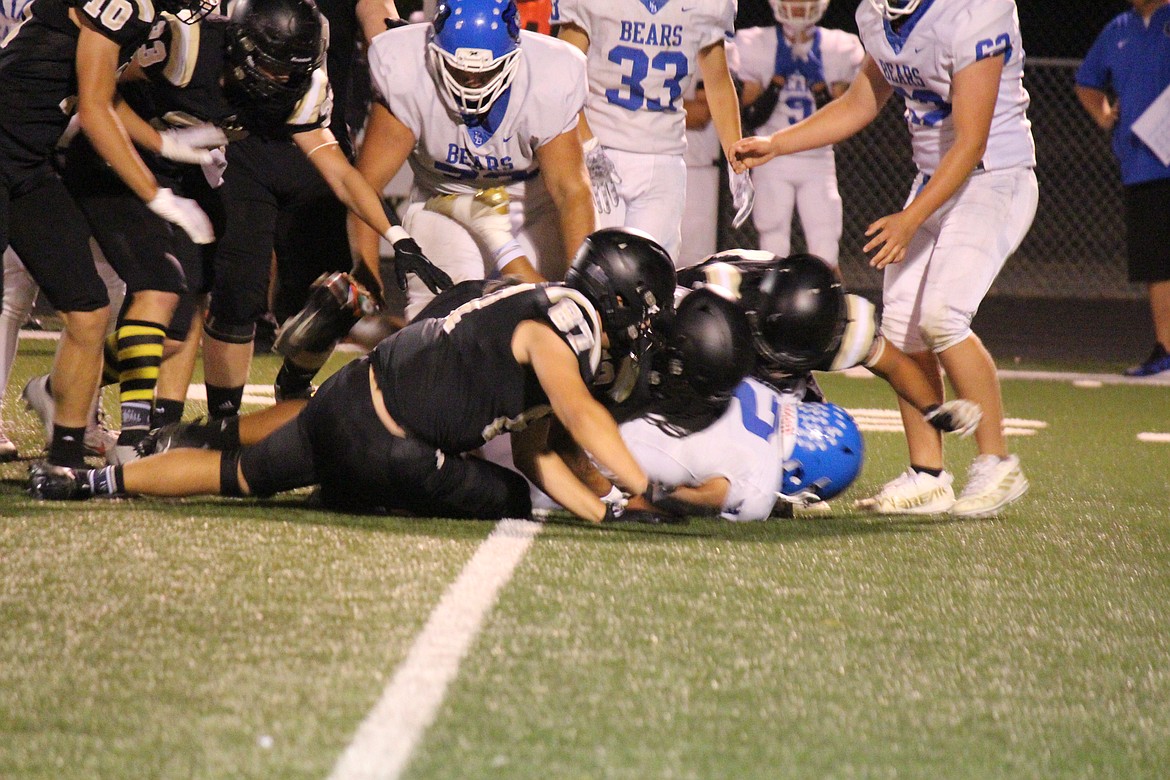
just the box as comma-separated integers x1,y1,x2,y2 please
733,25,863,166
552,0,736,156
367,24,586,201
621,377,801,522
855,0,1035,176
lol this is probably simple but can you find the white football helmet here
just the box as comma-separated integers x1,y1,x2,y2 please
769,0,829,32
867,0,921,20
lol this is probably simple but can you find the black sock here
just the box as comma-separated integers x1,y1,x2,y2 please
204,416,241,450
911,465,943,478
151,398,186,428
84,465,124,497
206,384,243,419
49,425,87,468
275,361,316,397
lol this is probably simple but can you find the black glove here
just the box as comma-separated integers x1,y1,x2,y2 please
392,237,453,294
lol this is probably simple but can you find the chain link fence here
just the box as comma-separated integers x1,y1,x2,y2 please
719,58,1138,301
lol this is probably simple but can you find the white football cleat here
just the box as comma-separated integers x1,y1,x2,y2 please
951,455,1029,518
854,468,955,515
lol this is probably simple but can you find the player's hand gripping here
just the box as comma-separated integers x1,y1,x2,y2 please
730,135,779,174
583,138,622,214
157,123,229,165
146,188,215,244
864,209,924,269
389,236,453,294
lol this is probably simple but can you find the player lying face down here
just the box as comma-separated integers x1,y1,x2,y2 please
30,229,679,525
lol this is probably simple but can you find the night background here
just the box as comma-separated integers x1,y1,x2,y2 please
734,0,1131,58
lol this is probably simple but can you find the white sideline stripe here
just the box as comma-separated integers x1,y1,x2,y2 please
328,518,543,780
1138,432,1170,443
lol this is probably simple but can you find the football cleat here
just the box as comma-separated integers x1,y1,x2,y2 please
28,462,87,501
272,272,378,362
854,468,955,515
951,455,1028,518
1124,343,1170,377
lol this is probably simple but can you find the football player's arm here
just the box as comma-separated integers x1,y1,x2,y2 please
1074,84,1118,132
863,53,1000,269
348,102,416,288
296,126,395,237
536,128,596,266
514,321,649,520
74,18,159,202
511,418,609,521
356,0,401,44
111,97,165,154
697,40,743,158
731,54,891,173
555,23,596,145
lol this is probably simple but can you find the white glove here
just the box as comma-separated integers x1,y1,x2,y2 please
157,124,229,165
583,137,621,215
424,187,525,269
924,399,983,437
201,146,228,189
728,162,755,229
146,187,215,245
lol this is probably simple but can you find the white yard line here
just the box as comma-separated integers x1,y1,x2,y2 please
328,518,543,780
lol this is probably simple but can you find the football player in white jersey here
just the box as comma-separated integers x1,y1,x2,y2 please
732,0,1037,518
734,0,863,265
622,379,864,521
552,0,752,265
352,0,595,319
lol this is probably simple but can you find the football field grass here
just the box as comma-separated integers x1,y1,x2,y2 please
1,338,1168,778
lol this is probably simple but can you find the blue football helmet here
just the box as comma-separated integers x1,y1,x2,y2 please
428,0,522,116
778,402,863,502
868,0,921,20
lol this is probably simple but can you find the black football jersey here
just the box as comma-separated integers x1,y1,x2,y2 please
130,13,332,138
371,283,602,454
0,0,155,157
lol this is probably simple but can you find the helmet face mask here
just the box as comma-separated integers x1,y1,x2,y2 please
565,228,677,362
428,0,522,116
867,0,921,21
769,0,829,33
225,0,325,105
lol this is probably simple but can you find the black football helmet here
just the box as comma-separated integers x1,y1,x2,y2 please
647,286,756,436
565,228,677,357
741,252,846,372
225,0,326,104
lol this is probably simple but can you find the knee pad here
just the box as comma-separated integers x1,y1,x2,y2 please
919,302,974,353
203,311,256,344
220,449,245,497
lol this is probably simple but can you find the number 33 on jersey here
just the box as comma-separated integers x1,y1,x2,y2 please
552,0,736,156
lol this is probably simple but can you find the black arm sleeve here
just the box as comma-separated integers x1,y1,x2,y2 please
740,81,782,133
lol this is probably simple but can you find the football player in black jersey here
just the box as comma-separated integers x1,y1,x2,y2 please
0,0,216,471
30,231,679,523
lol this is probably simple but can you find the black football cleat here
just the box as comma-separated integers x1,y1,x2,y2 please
28,462,88,501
